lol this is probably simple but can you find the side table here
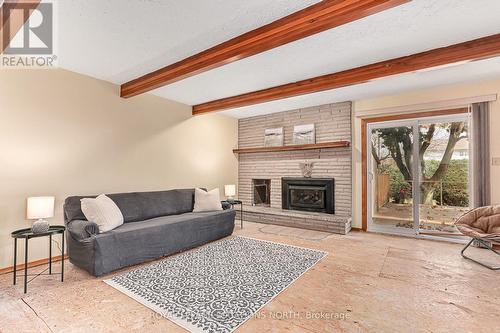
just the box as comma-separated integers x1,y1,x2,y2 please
11,225,65,293
225,200,243,228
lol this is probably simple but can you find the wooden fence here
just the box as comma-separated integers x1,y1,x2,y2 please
376,174,390,210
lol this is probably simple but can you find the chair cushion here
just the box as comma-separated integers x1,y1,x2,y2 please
455,205,500,242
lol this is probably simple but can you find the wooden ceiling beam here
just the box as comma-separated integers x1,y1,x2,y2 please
120,0,410,98
192,34,500,115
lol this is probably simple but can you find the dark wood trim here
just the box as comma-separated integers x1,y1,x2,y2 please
360,107,469,124
0,254,68,275
360,107,469,231
120,0,409,98
193,34,500,114
233,141,350,154
350,227,364,232
1,0,41,53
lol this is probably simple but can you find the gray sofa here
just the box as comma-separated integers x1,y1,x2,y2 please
63,189,235,276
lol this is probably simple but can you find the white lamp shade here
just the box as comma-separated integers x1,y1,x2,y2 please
26,196,55,220
224,185,236,197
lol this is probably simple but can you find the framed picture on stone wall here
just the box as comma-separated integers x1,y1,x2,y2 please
293,124,315,144
264,127,284,147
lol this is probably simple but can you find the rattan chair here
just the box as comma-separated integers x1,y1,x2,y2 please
455,205,500,270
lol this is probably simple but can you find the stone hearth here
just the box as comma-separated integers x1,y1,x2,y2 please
242,205,351,235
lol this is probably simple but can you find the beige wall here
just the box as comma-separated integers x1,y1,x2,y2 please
0,69,238,269
351,78,500,228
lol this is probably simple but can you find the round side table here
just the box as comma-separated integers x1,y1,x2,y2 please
225,200,243,228
11,225,65,293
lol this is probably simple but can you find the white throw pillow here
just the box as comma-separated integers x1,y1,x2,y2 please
193,188,223,212
81,194,124,233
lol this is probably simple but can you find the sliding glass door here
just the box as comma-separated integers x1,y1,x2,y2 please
367,114,471,238
417,119,470,236
369,122,417,235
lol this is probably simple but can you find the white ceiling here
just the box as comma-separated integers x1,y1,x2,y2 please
57,0,500,118
58,0,318,83
219,57,500,118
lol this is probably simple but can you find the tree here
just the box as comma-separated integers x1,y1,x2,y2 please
371,122,467,204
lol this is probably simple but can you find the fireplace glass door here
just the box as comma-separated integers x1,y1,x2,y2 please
289,185,326,210
282,178,334,214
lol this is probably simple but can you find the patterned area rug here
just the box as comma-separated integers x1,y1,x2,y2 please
104,236,326,333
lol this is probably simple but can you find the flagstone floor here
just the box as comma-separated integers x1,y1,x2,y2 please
0,221,498,333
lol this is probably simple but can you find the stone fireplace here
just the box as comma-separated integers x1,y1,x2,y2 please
281,177,334,214
237,102,352,234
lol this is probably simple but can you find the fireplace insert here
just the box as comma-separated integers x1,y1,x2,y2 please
282,178,334,214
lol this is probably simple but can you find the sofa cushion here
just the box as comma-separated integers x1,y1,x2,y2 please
193,188,223,212
81,194,124,232
107,210,232,235
64,189,198,223
91,209,236,274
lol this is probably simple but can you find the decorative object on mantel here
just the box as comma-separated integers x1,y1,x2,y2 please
105,236,326,333
26,196,55,234
264,127,283,147
293,124,315,144
232,140,350,154
299,161,315,178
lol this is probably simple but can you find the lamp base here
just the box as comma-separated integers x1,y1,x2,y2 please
32,219,50,234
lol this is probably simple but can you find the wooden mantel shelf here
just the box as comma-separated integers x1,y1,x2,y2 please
232,141,350,154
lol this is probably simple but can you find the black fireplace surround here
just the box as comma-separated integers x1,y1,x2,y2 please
282,178,335,214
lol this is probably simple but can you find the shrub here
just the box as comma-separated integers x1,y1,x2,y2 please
425,159,469,207
377,159,469,207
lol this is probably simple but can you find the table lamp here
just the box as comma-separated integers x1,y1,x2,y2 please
224,185,236,202
27,196,55,234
